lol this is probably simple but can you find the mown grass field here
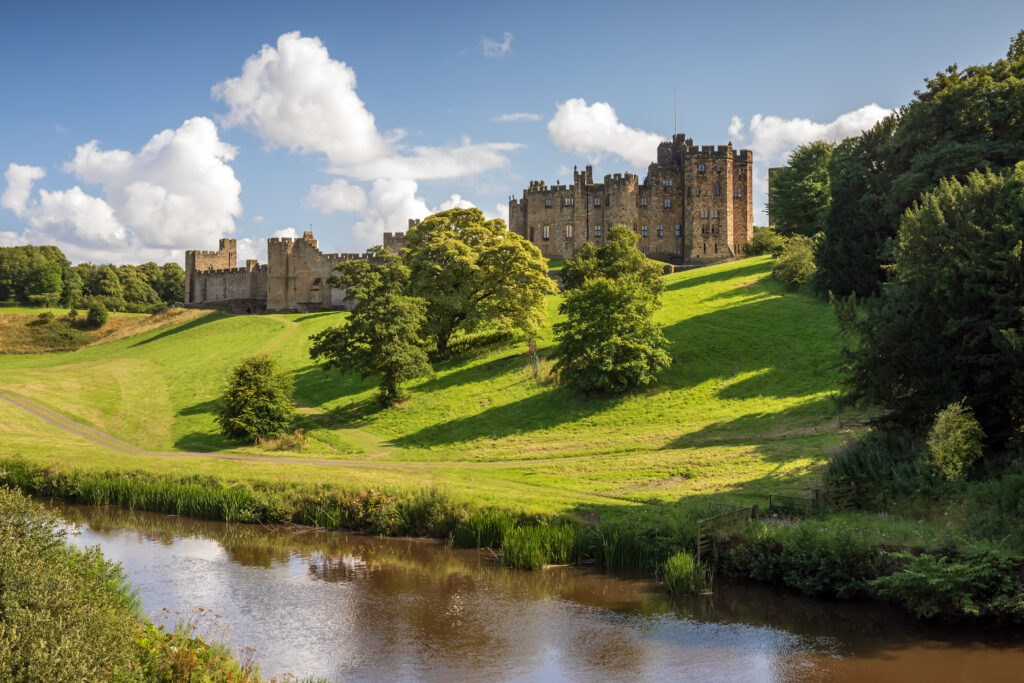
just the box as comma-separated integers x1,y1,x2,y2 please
0,256,859,519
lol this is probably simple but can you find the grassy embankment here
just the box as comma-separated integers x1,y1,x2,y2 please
0,307,209,353
0,256,846,515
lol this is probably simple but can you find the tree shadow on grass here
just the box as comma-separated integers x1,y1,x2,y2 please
129,311,226,347
390,386,625,449
664,260,769,292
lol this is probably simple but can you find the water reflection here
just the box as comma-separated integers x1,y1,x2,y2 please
51,503,1024,682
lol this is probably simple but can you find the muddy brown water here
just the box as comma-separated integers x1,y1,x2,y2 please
50,503,1024,682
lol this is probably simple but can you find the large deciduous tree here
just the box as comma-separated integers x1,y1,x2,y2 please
402,208,554,355
309,247,431,406
836,165,1024,445
560,225,664,298
768,141,835,237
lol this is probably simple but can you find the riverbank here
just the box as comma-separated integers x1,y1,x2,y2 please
0,485,259,681
4,457,1023,623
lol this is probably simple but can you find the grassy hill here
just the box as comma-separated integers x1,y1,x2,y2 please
0,256,857,516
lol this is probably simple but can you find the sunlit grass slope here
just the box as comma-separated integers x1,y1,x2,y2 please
0,256,857,514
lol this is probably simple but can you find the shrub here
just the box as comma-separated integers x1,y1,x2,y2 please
66,308,78,321
826,431,929,502
771,235,816,290
662,550,713,594
743,226,788,257
926,400,985,482
871,551,1024,620
218,355,297,442
86,302,108,327
36,311,55,322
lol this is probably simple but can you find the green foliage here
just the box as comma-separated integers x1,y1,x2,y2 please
452,507,516,549
501,523,577,569
86,301,108,327
554,274,671,393
871,551,1024,620
771,235,817,290
927,401,986,481
218,354,296,442
0,245,69,304
662,550,713,594
836,167,1024,442
403,208,554,355
826,431,929,502
1010,29,1024,61
309,246,432,406
561,225,664,297
727,521,880,598
743,226,787,257
769,141,835,237
0,486,259,681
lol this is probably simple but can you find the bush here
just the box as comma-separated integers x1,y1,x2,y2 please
36,311,55,322
66,308,78,321
86,302,108,328
662,550,713,594
743,226,788,257
218,355,297,442
926,400,985,482
771,235,817,290
871,551,1024,620
826,431,929,502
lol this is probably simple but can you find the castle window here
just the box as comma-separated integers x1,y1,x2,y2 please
713,184,720,196
711,210,719,219
640,197,648,207
734,188,742,198
703,243,707,254
543,225,550,240
675,224,681,237
564,197,573,207
701,209,709,219
715,164,721,172
656,225,664,237
663,198,671,209
703,224,710,234
696,187,701,197
662,179,672,187
594,225,601,237
566,224,573,238
594,197,601,207
738,167,745,177
714,243,718,254
545,199,552,208
641,225,648,237
698,164,706,173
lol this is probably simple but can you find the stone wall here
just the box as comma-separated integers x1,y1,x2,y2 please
266,231,369,312
184,238,236,304
509,134,754,264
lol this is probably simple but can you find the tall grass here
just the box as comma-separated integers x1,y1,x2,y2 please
501,523,578,569
451,507,516,548
662,550,713,595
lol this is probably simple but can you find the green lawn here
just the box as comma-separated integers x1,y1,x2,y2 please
0,256,859,517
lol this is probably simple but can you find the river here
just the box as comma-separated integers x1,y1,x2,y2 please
51,503,1024,682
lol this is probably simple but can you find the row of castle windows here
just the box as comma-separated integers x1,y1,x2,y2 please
541,224,683,240
697,164,747,179
541,188,740,211
700,210,721,219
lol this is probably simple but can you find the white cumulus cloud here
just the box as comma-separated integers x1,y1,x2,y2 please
548,98,664,168
304,178,367,214
481,32,513,58
1,164,47,217
494,112,541,122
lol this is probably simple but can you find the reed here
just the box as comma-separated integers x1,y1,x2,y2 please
451,507,516,549
662,550,714,595
501,523,578,569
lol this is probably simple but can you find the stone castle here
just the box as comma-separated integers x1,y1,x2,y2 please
508,134,753,263
184,231,373,313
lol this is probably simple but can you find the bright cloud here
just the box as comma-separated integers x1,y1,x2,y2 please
1,117,242,263
351,178,430,243
337,140,520,181
733,103,893,166
548,98,663,168
482,32,513,57
304,178,367,214
493,112,540,122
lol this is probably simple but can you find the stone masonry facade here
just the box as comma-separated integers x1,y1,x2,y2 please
185,231,371,313
508,134,753,263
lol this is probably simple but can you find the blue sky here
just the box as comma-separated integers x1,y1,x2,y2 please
1,0,1021,264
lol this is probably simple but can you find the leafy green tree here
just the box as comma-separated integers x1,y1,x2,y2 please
93,264,126,310
836,165,1024,443
218,354,296,442
157,262,185,304
927,401,986,482
310,246,432,406
1010,29,1024,61
402,208,554,355
86,302,108,328
769,141,835,237
117,265,160,305
772,235,817,290
554,274,671,393
743,226,788,257
561,225,664,298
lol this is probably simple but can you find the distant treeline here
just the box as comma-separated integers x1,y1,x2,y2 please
0,245,184,312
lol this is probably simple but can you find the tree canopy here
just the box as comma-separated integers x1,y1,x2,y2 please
768,141,835,237
402,208,554,354
309,246,431,406
560,225,664,298
218,354,297,442
836,165,1024,445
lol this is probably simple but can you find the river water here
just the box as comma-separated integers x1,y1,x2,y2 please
51,503,1024,682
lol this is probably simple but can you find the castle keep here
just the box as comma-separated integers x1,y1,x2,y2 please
508,134,753,263
185,231,371,313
